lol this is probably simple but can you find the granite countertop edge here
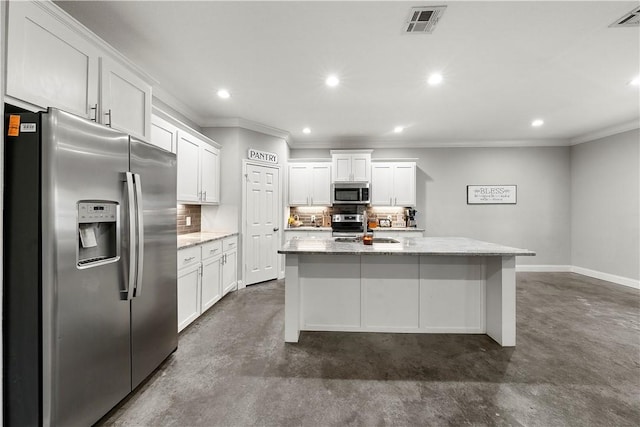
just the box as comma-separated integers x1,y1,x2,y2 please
177,231,239,249
278,236,536,257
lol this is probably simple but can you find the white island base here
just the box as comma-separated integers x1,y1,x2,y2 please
284,254,517,347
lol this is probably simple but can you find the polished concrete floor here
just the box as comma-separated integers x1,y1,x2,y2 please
99,272,640,426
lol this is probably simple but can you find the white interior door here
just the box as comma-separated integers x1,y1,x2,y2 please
245,163,280,285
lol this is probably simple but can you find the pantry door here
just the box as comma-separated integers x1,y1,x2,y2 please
244,162,281,285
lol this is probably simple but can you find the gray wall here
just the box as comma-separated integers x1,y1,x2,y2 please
571,129,640,280
291,146,573,266
201,127,290,282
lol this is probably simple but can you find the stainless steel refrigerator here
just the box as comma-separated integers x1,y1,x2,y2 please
3,107,178,426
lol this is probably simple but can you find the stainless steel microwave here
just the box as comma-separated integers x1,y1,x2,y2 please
332,183,370,205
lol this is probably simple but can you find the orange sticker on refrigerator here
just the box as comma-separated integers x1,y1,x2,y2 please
8,115,20,137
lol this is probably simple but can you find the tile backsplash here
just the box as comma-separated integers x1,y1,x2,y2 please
177,204,201,235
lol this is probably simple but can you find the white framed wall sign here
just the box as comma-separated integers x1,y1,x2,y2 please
467,185,517,205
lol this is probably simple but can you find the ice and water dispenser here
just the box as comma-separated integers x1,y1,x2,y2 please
77,201,119,267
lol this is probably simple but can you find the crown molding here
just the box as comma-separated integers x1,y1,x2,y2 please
152,87,207,126
569,119,640,145
288,138,571,150
202,117,291,141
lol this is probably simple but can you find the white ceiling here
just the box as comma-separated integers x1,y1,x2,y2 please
54,1,640,148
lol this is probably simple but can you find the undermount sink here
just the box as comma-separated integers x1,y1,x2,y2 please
334,237,400,244
334,237,360,243
372,237,400,244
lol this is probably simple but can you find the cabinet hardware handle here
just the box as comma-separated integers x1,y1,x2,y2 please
390,197,392,205
210,248,218,253
90,104,98,122
105,109,112,127
197,191,202,201
310,196,313,205
203,191,207,201
394,197,397,206
184,256,195,262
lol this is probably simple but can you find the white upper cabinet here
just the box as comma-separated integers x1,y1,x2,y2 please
6,1,153,141
6,0,99,119
100,57,152,141
200,144,220,204
331,150,372,182
288,163,331,206
176,130,220,205
150,114,179,153
177,132,201,203
371,162,416,207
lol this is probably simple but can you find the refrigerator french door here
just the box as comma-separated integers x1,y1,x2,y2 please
3,108,177,426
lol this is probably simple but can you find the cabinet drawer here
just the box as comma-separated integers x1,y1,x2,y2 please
177,246,201,269
201,240,223,260
222,236,238,252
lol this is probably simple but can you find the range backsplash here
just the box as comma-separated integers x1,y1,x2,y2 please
289,206,410,227
177,204,201,235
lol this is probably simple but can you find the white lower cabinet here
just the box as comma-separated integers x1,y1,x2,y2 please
221,237,238,296
177,246,201,332
201,240,223,312
373,230,424,238
177,235,237,332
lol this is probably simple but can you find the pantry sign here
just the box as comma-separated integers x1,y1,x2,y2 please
248,148,278,164
467,185,517,205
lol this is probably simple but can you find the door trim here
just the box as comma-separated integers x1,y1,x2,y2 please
241,160,283,288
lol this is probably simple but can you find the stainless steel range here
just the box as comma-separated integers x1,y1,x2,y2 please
331,205,366,237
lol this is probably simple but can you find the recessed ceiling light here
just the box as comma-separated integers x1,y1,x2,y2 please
629,75,640,86
325,75,340,87
427,73,443,86
394,126,404,133
302,127,311,134
531,119,544,127
217,89,231,99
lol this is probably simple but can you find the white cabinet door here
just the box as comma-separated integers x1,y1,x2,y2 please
310,164,331,205
177,265,201,332
331,152,371,182
288,164,310,206
222,250,238,296
177,132,201,203
393,163,416,207
150,114,178,153
371,163,394,206
200,144,220,204
201,256,222,312
351,153,371,182
332,154,353,182
100,56,152,142
6,0,99,118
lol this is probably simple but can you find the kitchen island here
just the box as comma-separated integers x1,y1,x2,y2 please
278,237,535,347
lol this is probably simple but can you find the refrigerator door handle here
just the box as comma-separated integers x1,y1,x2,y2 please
125,172,137,301
134,173,144,296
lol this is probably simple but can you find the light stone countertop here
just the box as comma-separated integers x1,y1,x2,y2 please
279,236,536,256
284,227,332,231
284,227,425,231
177,231,238,249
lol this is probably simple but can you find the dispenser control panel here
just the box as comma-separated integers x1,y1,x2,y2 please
78,202,117,223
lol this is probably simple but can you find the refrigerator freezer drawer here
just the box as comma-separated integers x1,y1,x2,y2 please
178,246,201,269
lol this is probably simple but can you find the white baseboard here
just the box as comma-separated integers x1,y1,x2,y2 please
516,265,572,272
237,280,246,290
516,264,639,289
570,266,639,290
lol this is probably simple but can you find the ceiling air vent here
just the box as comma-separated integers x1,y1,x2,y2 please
404,6,447,34
610,6,640,27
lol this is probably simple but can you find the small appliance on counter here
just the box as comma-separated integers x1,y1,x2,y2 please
405,209,417,228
